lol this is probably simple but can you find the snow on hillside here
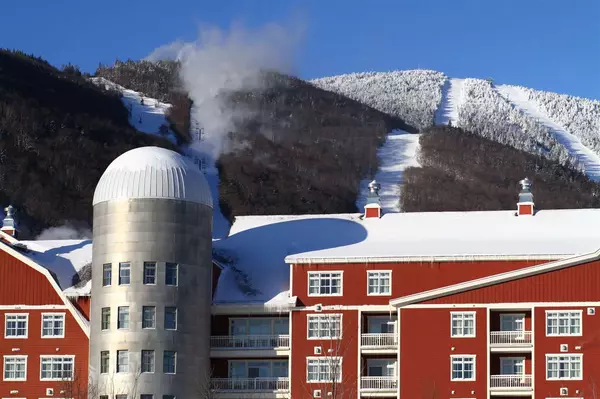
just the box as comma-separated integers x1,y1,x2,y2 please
515,87,600,155
434,78,465,126
457,79,575,167
356,130,421,213
497,85,600,181
311,70,446,129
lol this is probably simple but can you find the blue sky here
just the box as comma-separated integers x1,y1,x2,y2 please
1,0,598,98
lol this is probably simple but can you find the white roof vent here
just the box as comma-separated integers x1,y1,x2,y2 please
93,146,213,207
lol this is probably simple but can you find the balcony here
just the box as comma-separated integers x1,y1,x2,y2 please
489,331,532,349
360,376,398,395
490,375,533,391
360,333,397,353
210,335,290,357
211,377,290,392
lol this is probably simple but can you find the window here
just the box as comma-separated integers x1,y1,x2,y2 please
100,396,109,399
101,307,110,330
102,263,112,286
367,271,391,295
117,350,129,373
41,313,65,338
100,351,109,374
40,356,74,380
116,395,127,399
163,396,175,399
451,355,476,381
451,312,476,337
306,357,342,382
307,314,342,339
119,262,131,285
3,356,27,381
163,351,176,374
118,307,130,329
166,263,178,286
308,272,343,296
141,395,154,399
165,307,177,330
546,354,582,380
546,311,582,336
142,350,155,373
144,262,156,284
229,317,289,336
500,357,524,375
229,360,289,379
367,316,396,334
366,359,396,377
142,306,156,329
5,314,28,338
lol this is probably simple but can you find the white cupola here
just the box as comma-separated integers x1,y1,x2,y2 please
517,177,534,216
364,180,382,219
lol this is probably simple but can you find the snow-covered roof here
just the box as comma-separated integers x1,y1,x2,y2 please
16,239,92,294
93,146,213,207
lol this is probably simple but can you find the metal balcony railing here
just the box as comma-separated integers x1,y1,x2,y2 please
210,335,290,349
489,331,532,346
490,374,533,390
360,376,398,391
211,377,290,391
360,333,397,348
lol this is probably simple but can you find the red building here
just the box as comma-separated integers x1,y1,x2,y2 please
3,179,600,398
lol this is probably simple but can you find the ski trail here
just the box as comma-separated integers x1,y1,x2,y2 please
356,130,421,213
435,78,465,126
497,85,600,181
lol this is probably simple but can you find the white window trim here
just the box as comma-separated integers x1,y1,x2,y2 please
545,310,583,337
117,306,130,330
499,356,525,375
366,270,392,296
39,355,75,381
3,355,27,381
306,314,343,340
141,350,155,374
142,306,157,330
100,350,110,374
306,356,343,383
450,312,476,338
545,353,583,381
116,350,129,373
143,262,157,285
102,263,112,287
165,307,178,331
163,351,177,375
118,262,131,286
41,312,66,339
4,313,29,339
450,354,476,381
307,271,344,297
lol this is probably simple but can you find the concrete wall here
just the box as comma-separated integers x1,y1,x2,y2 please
89,199,212,396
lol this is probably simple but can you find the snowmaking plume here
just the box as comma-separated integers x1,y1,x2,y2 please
146,20,304,157
36,223,92,240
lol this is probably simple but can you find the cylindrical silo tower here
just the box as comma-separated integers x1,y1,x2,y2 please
89,146,213,396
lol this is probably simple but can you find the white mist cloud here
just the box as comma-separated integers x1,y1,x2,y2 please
145,20,304,157
36,224,92,240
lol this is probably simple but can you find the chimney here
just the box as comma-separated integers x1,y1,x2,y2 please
364,180,382,219
517,178,534,216
1,205,17,237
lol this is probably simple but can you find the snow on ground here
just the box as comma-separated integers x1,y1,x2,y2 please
356,130,421,213
434,78,465,126
497,85,600,181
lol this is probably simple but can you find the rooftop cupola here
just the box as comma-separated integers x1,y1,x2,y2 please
517,177,534,216
364,180,382,219
1,205,17,237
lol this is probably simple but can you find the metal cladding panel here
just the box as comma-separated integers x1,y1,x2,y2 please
424,260,600,304
90,198,213,397
400,308,487,399
0,246,63,305
292,260,543,307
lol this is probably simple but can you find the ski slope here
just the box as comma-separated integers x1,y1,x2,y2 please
497,85,600,181
435,78,465,126
356,130,421,213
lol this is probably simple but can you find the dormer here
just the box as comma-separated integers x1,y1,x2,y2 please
517,178,534,216
364,180,382,219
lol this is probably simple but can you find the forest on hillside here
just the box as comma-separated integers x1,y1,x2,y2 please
401,126,600,212
0,50,176,237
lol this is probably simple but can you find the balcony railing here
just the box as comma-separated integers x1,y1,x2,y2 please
210,335,290,349
490,331,532,346
360,376,398,391
490,374,533,390
360,333,397,348
211,377,290,392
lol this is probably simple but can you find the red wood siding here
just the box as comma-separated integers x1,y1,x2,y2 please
424,260,600,304
365,207,380,218
290,310,359,398
0,249,63,305
292,260,545,306
534,306,600,398
400,308,487,398
71,296,91,321
518,204,533,215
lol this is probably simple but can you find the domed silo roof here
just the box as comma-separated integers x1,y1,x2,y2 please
92,146,213,207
